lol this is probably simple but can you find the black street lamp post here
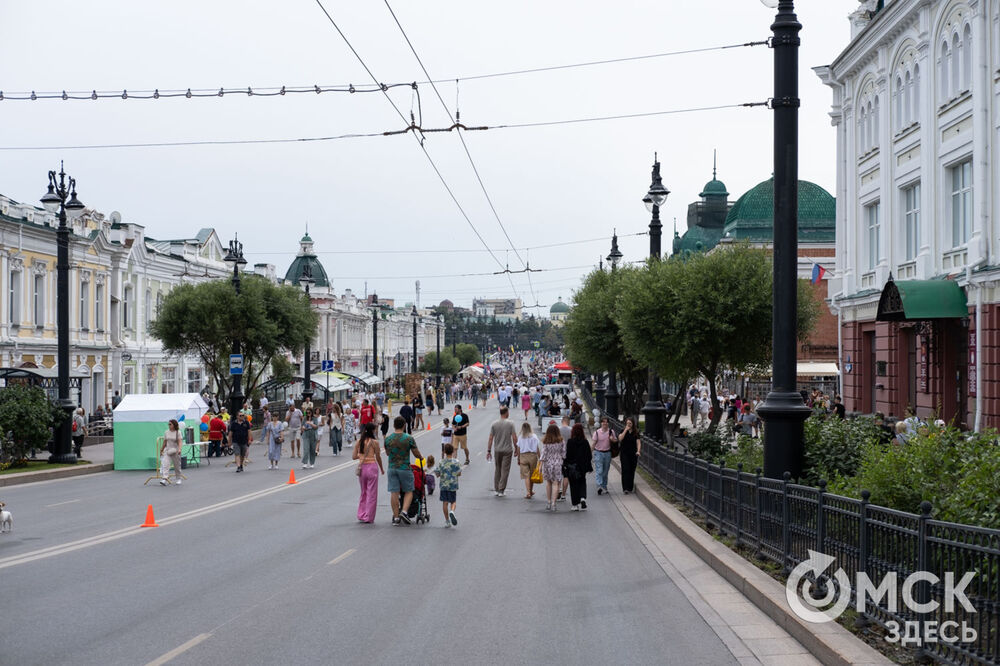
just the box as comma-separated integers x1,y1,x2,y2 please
299,264,315,403
223,237,247,417
641,157,669,441
604,234,623,419
451,324,457,357
411,305,418,373
370,293,379,383
435,315,442,387
40,162,85,464
757,0,810,480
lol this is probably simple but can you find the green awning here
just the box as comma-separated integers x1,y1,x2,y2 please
876,279,968,321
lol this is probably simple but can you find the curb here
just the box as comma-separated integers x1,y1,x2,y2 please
0,463,114,487
622,461,890,666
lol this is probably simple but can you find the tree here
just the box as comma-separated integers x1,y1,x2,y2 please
419,350,461,375
540,325,563,351
150,275,318,403
453,343,480,366
0,385,62,463
617,244,819,431
563,267,647,418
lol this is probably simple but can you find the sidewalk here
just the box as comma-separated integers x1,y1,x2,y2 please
0,441,115,487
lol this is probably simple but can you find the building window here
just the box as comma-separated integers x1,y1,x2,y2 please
940,40,951,101
95,284,103,330
865,202,881,271
8,269,21,325
146,366,157,394
187,368,202,394
155,292,163,317
123,286,132,329
122,367,133,396
950,160,972,248
144,289,151,329
961,25,972,92
80,280,89,330
903,184,920,261
160,366,176,394
33,274,44,326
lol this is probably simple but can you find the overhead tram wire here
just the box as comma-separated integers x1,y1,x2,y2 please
0,103,765,151
3,40,768,103
311,0,522,303
324,263,594,281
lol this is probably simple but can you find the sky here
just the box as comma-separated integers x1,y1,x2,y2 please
0,1,856,314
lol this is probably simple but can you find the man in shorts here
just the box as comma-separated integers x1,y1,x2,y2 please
451,405,470,465
228,412,253,472
384,416,423,525
285,404,303,458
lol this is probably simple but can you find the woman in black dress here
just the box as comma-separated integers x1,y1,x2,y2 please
563,424,593,510
618,418,641,494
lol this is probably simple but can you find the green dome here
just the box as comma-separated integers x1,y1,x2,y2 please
300,233,313,243
699,178,729,198
284,255,330,288
550,298,570,314
723,178,835,243
676,224,725,255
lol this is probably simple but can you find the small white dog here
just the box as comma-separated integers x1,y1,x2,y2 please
0,502,12,533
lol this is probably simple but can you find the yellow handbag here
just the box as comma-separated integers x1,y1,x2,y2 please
530,462,543,484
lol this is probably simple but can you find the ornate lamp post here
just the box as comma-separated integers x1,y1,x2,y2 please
370,293,379,382
604,233,623,419
451,324,457,356
411,305,419,373
223,236,247,417
435,314,443,387
641,156,670,441
299,263,315,403
40,162,85,463
757,0,810,479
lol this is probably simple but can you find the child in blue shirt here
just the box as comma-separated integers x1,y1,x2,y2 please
437,443,462,527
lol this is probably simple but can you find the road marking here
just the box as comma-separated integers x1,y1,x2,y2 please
0,459,356,570
327,548,356,566
145,632,211,666
44,499,80,508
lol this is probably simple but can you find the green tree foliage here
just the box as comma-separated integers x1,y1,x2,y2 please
801,413,881,486
617,245,818,430
269,356,295,386
453,343,480,366
564,267,647,417
149,275,318,402
419,351,461,375
0,385,62,463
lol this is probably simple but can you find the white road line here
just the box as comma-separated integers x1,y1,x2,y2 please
44,499,81,508
327,548,356,566
0,459,356,570
145,632,211,666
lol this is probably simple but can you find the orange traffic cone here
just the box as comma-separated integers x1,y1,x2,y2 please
287,469,297,485
141,504,159,528
426,423,432,430
468,404,473,411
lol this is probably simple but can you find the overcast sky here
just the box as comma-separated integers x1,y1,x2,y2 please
0,1,854,313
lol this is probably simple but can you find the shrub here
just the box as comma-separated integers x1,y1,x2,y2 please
724,433,763,472
686,429,727,463
802,414,881,486
0,385,62,462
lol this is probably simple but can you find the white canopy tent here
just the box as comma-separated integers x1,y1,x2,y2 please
459,366,484,377
112,392,209,423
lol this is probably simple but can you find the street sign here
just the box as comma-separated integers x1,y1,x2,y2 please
121,352,133,361
229,354,244,375
321,360,334,373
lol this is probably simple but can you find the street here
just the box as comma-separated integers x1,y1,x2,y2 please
2,405,760,665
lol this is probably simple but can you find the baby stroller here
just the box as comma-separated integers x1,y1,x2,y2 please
406,461,430,525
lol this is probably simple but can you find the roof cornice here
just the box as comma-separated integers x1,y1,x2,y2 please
829,0,930,80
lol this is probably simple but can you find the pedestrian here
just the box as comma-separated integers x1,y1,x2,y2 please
354,423,384,523
229,411,253,472
832,395,846,420
515,422,540,499
286,403,303,459
72,407,87,458
301,408,318,469
436,387,445,414
521,390,532,421
618,418,640,495
359,398,376,429
557,415,573,502
699,394,710,425
384,416,423,525
592,416,617,495
158,419,184,485
690,393,701,429
112,390,122,409
437,443,462,527
440,417,453,455
564,424,592,510
539,424,566,511
399,398,414,435
208,412,226,458
328,403,343,455
451,405,470,465
413,395,425,430
487,407,518,497
264,416,284,469
426,387,435,416
738,404,758,438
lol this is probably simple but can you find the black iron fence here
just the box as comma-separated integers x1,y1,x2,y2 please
583,388,1000,665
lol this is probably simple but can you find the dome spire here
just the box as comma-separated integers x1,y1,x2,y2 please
713,149,717,180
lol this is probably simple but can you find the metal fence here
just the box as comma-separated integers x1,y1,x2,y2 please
583,388,1000,665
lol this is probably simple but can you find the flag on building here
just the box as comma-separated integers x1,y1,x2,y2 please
811,263,827,285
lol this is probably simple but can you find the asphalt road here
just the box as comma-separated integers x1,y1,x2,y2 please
0,402,737,666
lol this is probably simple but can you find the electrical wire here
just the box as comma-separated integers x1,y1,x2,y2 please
325,263,593,281
1,40,768,103
312,0,521,303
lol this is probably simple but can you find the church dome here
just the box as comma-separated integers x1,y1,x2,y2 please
723,178,835,243
439,299,454,309
283,232,331,287
699,178,729,198
550,297,570,314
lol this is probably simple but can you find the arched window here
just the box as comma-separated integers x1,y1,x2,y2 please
872,96,880,147
941,40,951,101
962,24,973,92
894,75,904,128
903,71,912,124
952,33,961,96
858,106,867,152
913,64,921,120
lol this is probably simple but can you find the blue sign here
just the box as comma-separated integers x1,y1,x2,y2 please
229,354,244,376
321,360,335,373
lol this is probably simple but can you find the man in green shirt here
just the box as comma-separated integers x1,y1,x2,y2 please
384,416,424,525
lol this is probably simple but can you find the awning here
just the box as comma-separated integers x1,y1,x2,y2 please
876,279,968,321
553,361,573,371
796,362,840,376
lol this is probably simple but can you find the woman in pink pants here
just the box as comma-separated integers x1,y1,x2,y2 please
353,423,384,523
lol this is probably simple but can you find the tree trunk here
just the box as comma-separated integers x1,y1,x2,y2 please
707,370,722,432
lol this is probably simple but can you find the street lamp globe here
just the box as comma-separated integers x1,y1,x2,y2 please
65,191,85,219
644,162,670,212
761,0,780,8
40,185,60,213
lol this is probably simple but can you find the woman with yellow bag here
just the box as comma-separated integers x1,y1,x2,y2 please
515,422,541,499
